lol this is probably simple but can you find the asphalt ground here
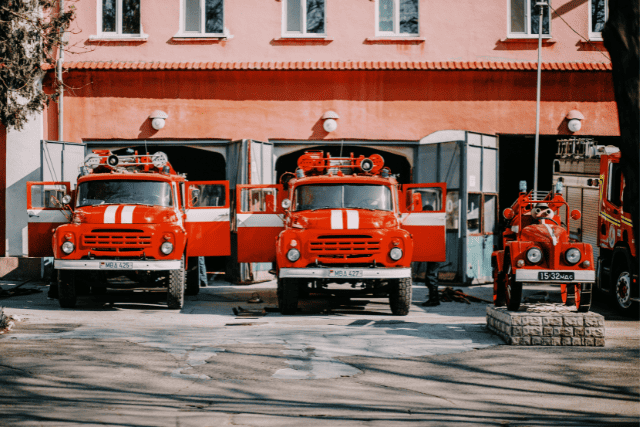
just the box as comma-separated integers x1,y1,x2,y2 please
0,278,638,426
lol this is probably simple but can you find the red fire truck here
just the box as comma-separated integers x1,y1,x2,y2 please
553,138,638,315
26,150,230,309
492,182,596,312
235,151,446,315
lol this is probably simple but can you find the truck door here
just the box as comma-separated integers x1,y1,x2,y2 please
184,181,231,256
235,184,285,262
400,183,447,262
26,182,72,257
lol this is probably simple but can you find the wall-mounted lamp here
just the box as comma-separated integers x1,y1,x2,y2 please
566,110,584,133
149,110,168,130
321,110,339,133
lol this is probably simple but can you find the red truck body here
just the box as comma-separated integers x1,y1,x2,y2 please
235,151,447,315
26,150,230,309
492,185,596,312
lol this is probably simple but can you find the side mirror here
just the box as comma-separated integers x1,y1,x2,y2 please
281,198,291,210
503,208,515,220
571,209,581,220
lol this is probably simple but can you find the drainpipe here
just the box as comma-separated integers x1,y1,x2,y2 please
533,1,548,194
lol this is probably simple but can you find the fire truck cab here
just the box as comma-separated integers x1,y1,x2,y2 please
492,182,595,312
236,151,446,315
26,150,230,309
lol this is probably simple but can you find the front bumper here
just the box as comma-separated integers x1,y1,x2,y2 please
279,267,411,279
515,269,596,283
54,259,182,271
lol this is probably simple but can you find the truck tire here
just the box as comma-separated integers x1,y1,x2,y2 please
57,270,77,309
575,283,592,313
504,264,522,311
167,256,185,309
493,266,506,307
389,277,412,316
277,278,299,315
611,255,639,316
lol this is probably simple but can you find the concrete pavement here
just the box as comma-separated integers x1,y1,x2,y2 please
0,279,638,426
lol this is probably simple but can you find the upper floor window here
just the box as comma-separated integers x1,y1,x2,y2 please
508,0,550,38
376,0,419,36
100,0,142,36
589,0,607,40
283,0,325,37
183,0,224,35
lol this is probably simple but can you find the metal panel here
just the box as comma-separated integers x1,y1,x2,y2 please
583,188,600,260
439,142,461,189
482,147,498,193
467,145,481,193
567,187,582,239
415,143,439,184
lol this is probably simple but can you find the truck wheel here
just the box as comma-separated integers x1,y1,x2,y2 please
611,259,639,316
167,256,185,309
493,267,506,307
277,278,299,315
389,277,412,316
504,265,522,311
575,283,592,313
57,270,77,309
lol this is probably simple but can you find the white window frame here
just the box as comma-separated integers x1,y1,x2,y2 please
281,0,327,38
507,0,552,39
93,0,146,39
175,0,231,38
375,0,419,37
588,0,607,41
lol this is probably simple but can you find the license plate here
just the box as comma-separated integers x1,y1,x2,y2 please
538,271,575,281
99,261,133,269
329,269,363,278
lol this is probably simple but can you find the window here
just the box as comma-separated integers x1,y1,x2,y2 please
607,163,623,207
508,0,550,38
283,0,325,37
182,0,224,36
99,0,142,37
294,185,392,212
376,0,419,36
589,0,607,40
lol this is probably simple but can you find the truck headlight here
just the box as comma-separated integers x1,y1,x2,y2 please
61,241,75,254
565,248,581,265
389,247,403,261
286,248,300,262
526,247,543,264
160,242,174,255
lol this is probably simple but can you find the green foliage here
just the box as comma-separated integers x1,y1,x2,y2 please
0,0,75,130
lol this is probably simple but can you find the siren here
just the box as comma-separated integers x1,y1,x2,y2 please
360,158,374,172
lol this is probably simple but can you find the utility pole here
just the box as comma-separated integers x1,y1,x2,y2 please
533,0,548,194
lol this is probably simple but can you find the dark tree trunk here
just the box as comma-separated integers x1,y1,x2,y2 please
603,0,640,250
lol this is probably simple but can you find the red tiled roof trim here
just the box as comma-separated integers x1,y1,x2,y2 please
43,61,613,71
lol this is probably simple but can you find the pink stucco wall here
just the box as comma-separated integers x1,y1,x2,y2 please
67,0,610,64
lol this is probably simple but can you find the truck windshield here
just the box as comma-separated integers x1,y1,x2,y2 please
76,180,173,207
294,184,392,211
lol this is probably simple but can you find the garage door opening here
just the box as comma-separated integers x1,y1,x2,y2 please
498,135,621,209
275,145,412,184
111,146,226,181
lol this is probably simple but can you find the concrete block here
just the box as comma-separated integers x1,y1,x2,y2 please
523,326,542,336
542,326,554,336
552,337,562,346
531,336,544,345
511,326,523,336
521,336,531,345
595,338,605,347
511,315,522,326
510,336,521,345
554,327,574,337
542,316,562,326
541,337,552,346
584,315,605,327
561,337,573,345
563,316,584,327
585,327,604,337
584,337,595,346
573,327,585,336
522,316,542,326
571,337,582,346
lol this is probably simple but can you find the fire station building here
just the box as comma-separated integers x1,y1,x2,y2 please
0,0,618,282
